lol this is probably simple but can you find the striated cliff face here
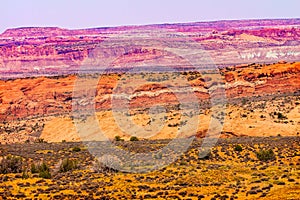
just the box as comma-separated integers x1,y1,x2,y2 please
0,19,300,142
0,27,102,77
224,62,300,98
0,62,299,122
0,19,300,79
0,61,299,143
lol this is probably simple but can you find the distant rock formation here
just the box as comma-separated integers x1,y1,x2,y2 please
0,19,299,78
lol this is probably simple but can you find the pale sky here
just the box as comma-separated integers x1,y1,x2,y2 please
0,0,299,33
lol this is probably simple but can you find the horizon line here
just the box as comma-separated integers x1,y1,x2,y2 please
1,17,300,34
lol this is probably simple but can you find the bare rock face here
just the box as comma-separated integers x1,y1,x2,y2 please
0,19,300,143
0,19,300,79
1,62,299,143
0,62,299,122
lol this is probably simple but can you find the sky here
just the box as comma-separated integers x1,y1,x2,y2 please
0,0,299,33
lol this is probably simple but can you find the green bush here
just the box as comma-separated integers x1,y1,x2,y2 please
234,145,243,152
277,112,287,120
59,158,78,172
256,149,276,161
27,162,52,179
130,136,139,141
39,170,51,179
72,146,81,152
38,162,51,179
114,135,124,141
30,163,38,174
241,114,247,118
39,162,49,172
22,169,29,179
0,155,24,174
34,138,46,143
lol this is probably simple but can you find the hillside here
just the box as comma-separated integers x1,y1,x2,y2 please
0,19,300,79
0,19,299,143
0,62,299,143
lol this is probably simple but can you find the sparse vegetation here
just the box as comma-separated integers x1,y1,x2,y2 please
22,169,29,179
0,155,24,174
114,135,124,141
276,112,287,120
38,162,51,179
241,114,247,118
130,136,139,141
0,137,298,198
272,112,288,120
0,25,299,199
256,149,276,161
30,163,38,173
59,158,78,172
234,144,243,152
34,138,47,143
72,146,81,152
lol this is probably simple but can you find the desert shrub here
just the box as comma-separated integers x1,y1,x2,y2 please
130,136,139,141
273,112,287,120
30,162,51,178
274,180,286,185
241,114,247,118
234,145,243,152
59,158,78,172
38,162,51,179
72,146,81,152
0,155,24,174
179,161,187,166
256,149,276,161
39,162,50,172
31,162,49,173
277,112,287,120
39,170,51,179
34,138,46,143
30,163,38,173
114,135,124,141
2,175,8,181
22,169,29,179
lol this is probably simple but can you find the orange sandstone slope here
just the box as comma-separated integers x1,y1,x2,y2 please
0,62,299,143
0,18,300,142
0,61,299,121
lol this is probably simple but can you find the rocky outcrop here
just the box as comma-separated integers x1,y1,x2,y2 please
0,62,299,121
0,19,300,79
0,19,300,143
